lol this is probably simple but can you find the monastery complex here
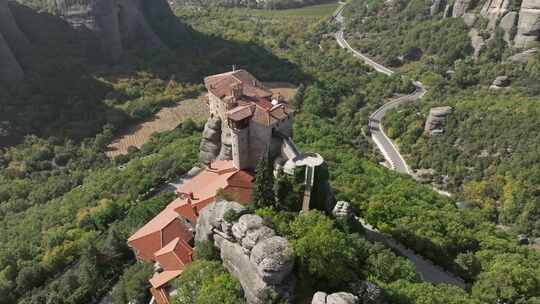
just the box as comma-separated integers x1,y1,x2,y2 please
127,70,325,304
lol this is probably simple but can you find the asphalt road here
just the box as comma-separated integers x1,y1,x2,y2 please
334,4,426,174
334,3,465,288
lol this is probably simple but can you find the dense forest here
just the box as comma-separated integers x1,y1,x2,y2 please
0,1,539,304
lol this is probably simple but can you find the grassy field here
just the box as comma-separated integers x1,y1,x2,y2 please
106,97,209,157
233,2,339,18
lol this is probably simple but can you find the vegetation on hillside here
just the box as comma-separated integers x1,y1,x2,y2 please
340,0,540,238
1,1,539,303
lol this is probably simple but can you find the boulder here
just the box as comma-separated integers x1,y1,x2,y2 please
250,236,294,284
327,293,359,304
514,0,540,48
425,106,453,136
312,292,328,304
491,75,510,88
494,76,510,86
311,292,358,304
332,201,353,220
452,0,476,17
500,12,518,45
196,201,295,304
508,48,538,63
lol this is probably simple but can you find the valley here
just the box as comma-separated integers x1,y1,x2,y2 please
0,0,539,304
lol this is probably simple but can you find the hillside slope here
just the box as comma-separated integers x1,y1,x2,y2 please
342,0,540,238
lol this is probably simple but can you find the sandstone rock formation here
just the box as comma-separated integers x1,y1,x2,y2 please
452,0,476,17
500,12,518,44
480,0,510,30
196,201,295,304
514,0,540,48
430,0,446,16
508,48,538,62
312,292,359,304
425,106,453,136
311,283,386,304
199,116,222,164
0,0,28,83
0,31,23,83
50,0,184,61
462,13,477,27
468,28,486,58
489,75,510,90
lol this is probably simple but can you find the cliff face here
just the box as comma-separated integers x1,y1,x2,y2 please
51,0,181,61
0,0,27,83
514,0,540,48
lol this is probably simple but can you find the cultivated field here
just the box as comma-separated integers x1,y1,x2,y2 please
106,98,209,157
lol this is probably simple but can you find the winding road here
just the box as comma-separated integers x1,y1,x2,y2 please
334,3,425,174
333,3,465,288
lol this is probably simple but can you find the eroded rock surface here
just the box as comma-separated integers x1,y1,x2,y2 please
196,201,295,304
425,106,453,136
0,0,27,83
452,0,476,17
50,0,183,61
481,0,510,30
515,0,540,48
199,116,222,164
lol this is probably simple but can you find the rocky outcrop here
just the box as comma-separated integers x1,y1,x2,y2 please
500,12,518,44
333,201,353,220
0,31,23,83
508,48,538,62
430,0,447,16
462,13,477,27
311,283,386,304
514,0,540,48
0,0,28,83
50,0,185,61
489,75,510,90
452,0,476,17
468,28,486,58
199,116,222,164
312,292,358,304
480,0,510,30
196,201,295,304
425,106,453,136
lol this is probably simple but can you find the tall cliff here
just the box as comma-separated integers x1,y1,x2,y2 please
0,0,28,83
50,0,188,61
447,0,540,50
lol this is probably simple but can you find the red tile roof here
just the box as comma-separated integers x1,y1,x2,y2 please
128,208,183,242
227,105,254,121
150,270,183,289
204,70,272,99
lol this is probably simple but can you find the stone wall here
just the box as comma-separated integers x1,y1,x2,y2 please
195,201,295,304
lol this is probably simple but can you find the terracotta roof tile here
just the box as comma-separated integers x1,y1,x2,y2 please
227,105,254,121
150,270,183,288
128,208,181,242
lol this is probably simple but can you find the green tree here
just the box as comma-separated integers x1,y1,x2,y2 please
251,153,276,209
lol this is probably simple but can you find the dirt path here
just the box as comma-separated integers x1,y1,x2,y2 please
106,98,209,158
